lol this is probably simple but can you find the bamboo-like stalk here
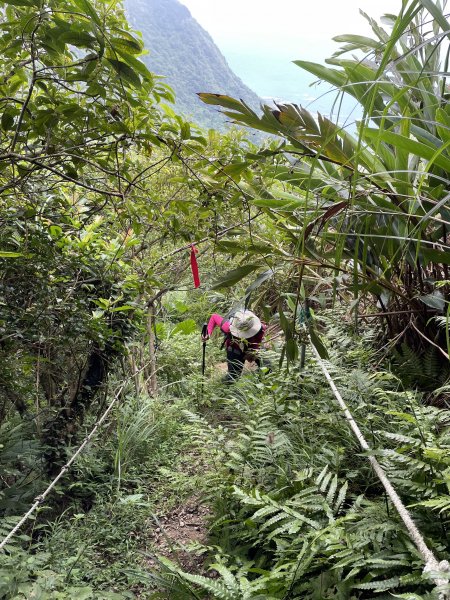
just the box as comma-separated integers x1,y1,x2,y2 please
147,302,158,396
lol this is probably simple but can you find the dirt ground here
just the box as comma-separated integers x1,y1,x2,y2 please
141,358,261,588
145,496,210,573
215,360,258,375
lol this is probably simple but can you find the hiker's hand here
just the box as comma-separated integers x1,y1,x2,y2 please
201,334,209,342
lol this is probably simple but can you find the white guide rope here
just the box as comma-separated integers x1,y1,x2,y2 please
0,382,125,552
310,344,449,596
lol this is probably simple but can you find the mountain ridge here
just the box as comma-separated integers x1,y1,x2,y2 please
124,0,261,129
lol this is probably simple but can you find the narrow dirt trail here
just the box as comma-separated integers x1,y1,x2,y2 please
215,360,258,375
139,357,265,593
145,496,210,573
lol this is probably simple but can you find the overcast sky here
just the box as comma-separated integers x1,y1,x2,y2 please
181,0,402,61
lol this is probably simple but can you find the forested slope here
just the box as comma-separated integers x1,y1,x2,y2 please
124,0,261,129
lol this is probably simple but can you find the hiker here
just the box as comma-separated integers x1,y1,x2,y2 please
202,310,268,382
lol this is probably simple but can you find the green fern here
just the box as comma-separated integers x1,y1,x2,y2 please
392,343,449,390
353,576,400,591
414,496,450,514
147,313,447,599
157,555,279,600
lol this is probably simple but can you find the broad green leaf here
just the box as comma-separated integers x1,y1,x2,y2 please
171,319,197,335
332,34,383,50
114,49,153,80
106,58,141,88
252,197,303,210
215,240,246,255
0,251,22,258
198,93,257,116
1,110,14,130
309,328,329,359
211,264,260,289
110,36,143,55
60,30,97,48
220,162,249,178
49,225,63,238
286,337,299,362
198,94,277,134
109,305,136,312
421,247,450,266
245,269,275,295
73,0,101,26
215,240,273,255
278,305,295,340
294,60,347,88
418,294,446,312
364,128,450,172
180,121,190,140
410,124,443,148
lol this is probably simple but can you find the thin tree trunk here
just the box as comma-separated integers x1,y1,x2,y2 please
0,381,27,417
147,303,157,396
35,347,41,434
128,348,143,396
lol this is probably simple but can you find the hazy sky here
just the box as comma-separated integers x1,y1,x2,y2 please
179,0,403,116
181,0,402,61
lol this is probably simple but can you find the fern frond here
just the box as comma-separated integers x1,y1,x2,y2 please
259,513,291,531
268,518,307,540
209,563,240,594
251,505,280,521
353,576,400,591
326,474,338,505
365,557,411,568
380,431,422,447
158,556,235,600
316,465,329,487
319,471,333,493
413,496,450,513
334,480,348,513
391,594,426,599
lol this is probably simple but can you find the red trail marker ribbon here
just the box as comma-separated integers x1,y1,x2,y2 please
190,245,200,288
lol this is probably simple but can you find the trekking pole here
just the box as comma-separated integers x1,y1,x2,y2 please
201,322,208,397
299,298,310,370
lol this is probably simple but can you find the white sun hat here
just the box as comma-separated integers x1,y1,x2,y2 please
229,310,262,339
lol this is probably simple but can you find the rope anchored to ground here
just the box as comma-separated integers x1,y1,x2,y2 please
0,381,126,552
310,342,450,598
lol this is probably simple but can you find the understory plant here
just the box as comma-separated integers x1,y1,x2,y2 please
155,316,449,599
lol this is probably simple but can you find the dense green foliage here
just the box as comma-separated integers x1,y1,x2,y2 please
0,0,449,598
199,0,450,378
2,312,449,599
158,319,449,599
